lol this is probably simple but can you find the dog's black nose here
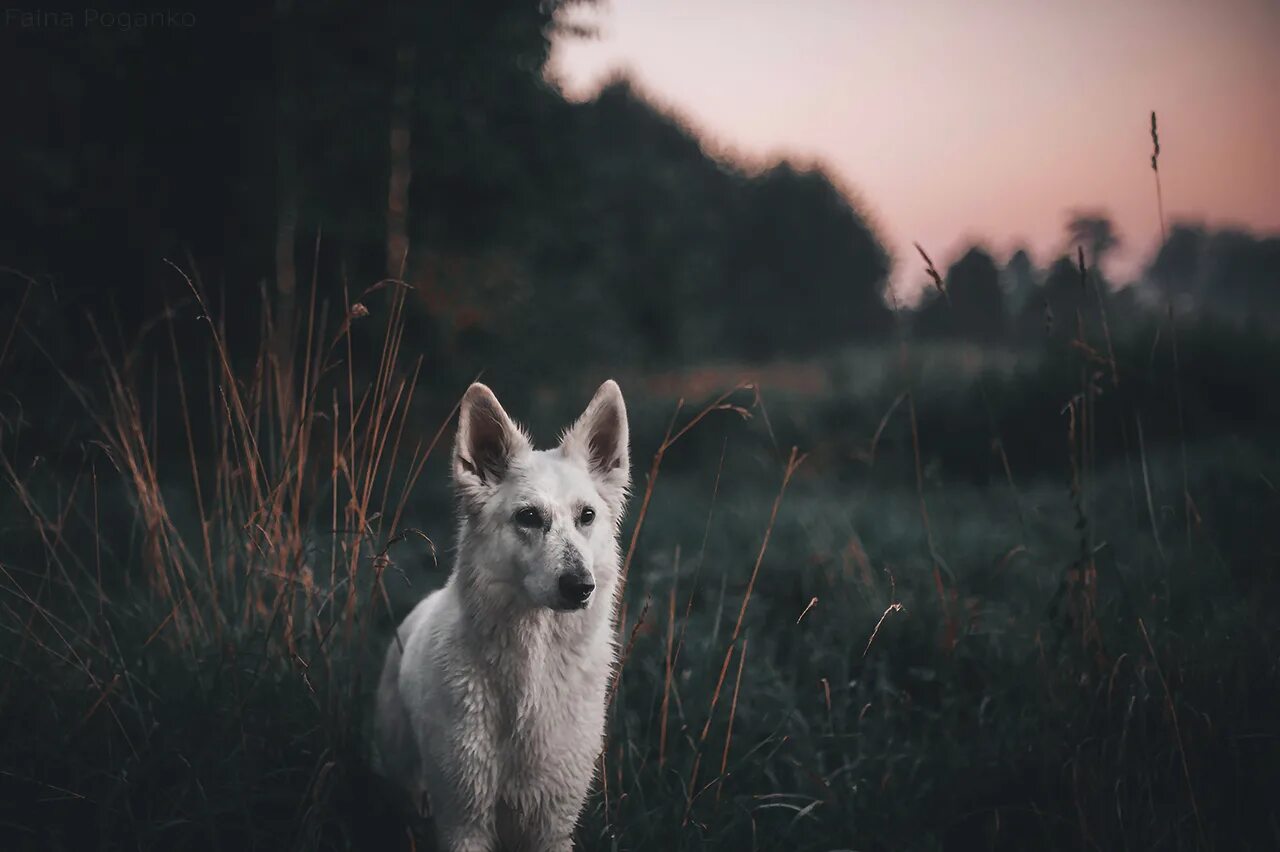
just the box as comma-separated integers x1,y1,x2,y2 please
558,573,595,607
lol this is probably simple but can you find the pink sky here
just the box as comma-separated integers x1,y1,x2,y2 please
549,0,1280,302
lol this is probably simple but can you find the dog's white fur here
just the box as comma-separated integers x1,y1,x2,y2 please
374,380,630,852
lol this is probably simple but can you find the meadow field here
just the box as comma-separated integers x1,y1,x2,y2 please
2,281,1277,851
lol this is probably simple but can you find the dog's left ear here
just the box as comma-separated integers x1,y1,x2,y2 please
560,380,630,510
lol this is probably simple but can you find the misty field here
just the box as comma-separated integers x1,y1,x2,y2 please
2,281,1277,852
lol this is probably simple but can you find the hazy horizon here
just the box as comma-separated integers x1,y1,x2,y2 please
550,0,1280,301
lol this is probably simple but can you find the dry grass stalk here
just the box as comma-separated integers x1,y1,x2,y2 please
683,446,802,826
907,390,956,650
715,633,749,806
1138,617,1206,849
618,384,755,594
659,575,678,770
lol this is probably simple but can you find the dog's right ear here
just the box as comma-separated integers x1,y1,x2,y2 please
453,383,529,503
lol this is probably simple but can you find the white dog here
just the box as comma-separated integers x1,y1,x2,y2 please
374,380,631,852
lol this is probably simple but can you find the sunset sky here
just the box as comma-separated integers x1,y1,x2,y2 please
549,0,1280,301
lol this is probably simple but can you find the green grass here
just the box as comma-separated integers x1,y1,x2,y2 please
2,283,1278,851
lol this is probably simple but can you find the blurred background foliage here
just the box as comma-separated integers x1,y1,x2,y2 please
3,0,1278,405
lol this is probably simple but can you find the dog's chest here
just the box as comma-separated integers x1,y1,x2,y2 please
489,638,608,786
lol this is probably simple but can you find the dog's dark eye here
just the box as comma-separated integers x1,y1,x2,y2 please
578,506,596,527
514,507,543,529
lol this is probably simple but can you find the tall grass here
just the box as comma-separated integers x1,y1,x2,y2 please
1,270,456,848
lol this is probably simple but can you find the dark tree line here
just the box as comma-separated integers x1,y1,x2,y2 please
913,245,1148,346
1,1,895,388
911,212,1279,346
1148,223,1280,322
6,3,1272,390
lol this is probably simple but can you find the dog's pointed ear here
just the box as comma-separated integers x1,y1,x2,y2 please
560,380,630,509
453,383,529,501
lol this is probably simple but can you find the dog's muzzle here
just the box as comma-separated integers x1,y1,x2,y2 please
557,572,595,609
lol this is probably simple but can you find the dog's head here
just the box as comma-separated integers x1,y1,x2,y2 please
452,380,630,612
